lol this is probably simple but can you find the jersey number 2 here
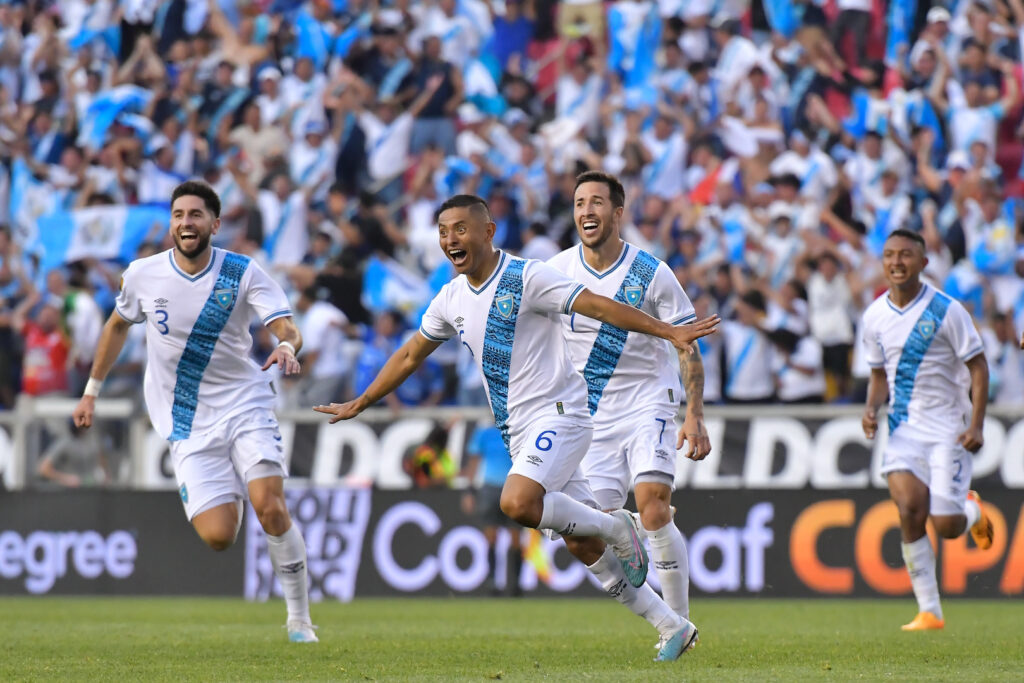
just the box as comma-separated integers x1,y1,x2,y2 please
155,309,169,335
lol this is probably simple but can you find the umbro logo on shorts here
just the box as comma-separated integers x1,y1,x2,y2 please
655,448,671,461
526,454,543,466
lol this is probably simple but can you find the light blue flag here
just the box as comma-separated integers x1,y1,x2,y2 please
362,255,431,323
33,205,168,273
334,14,372,58
78,86,153,151
294,10,331,70
886,0,918,67
626,4,661,88
9,159,57,244
762,0,803,39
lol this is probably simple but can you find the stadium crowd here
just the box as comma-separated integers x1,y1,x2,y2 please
2,0,1024,432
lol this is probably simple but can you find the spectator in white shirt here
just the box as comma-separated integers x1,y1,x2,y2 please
769,328,826,404
289,119,338,205
521,222,560,262
295,286,354,406
808,252,855,399
722,289,775,403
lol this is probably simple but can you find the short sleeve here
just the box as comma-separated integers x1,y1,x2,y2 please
861,311,884,368
419,288,456,342
523,260,586,316
942,298,985,362
651,262,696,325
114,263,144,324
243,260,292,324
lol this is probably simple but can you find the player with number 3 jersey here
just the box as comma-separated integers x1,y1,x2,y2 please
316,194,719,661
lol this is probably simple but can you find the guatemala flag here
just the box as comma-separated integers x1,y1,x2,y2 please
33,205,168,273
885,0,918,68
77,85,154,152
294,10,333,70
8,159,57,244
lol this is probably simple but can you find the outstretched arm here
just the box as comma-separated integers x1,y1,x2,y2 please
314,332,442,423
677,345,711,460
72,313,134,428
570,290,720,352
958,353,988,453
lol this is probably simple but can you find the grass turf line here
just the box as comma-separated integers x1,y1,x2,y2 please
1,597,1020,681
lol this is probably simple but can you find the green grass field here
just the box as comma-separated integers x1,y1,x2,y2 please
1,597,1020,681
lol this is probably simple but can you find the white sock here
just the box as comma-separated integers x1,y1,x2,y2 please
965,498,981,530
538,491,626,545
588,547,682,637
266,524,311,623
645,521,690,619
901,536,942,619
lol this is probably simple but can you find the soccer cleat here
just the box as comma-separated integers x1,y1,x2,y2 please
654,620,699,662
609,509,649,587
901,612,944,631
967,491,993,550
287,620,319,643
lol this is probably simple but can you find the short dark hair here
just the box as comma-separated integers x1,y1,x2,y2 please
171,181,221,217
886,228,926,250
436,194,491,222
739,289,767,313
574,171,625,208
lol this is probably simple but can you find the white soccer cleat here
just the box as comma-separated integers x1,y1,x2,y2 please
287,619,319,643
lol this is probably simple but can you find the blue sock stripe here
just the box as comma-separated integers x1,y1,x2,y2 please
169,253,251,440
889,292,950,433
582,250,660,415
482,258,525,449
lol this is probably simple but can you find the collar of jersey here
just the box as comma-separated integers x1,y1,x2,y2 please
885,282,929,315
468,251,506,295
578,242,629,279
168,248,218,282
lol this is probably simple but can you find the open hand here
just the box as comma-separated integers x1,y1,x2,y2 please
314,399,365,424
262,345,300,375
668,315,720,351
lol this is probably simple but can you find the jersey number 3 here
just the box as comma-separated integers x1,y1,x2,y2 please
155,309,170,335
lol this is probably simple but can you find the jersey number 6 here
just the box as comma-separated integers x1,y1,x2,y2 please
535,430,557,451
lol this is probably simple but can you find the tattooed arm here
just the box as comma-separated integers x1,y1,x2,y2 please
677,344,711,461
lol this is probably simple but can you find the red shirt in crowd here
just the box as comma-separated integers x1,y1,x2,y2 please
21,322,69,396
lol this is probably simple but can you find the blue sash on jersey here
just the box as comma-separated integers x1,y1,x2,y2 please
888,291,950,434
482,258,525,448
169,252,251,440
725,329,757,397
582,250,659,415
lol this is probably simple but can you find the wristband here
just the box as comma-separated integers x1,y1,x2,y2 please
277,340,296,356
83,377,102,398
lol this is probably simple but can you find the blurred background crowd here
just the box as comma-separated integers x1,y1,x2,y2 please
2,0,1024,440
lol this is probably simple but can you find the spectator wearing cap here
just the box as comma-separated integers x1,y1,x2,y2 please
406,34,462,156
289,118,339,205
255,66,287,127
808,251,855,400
722,289,775,403
769,129,838,208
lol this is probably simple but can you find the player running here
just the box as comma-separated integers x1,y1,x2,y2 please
315,194,718,661
548,171,710,641
72,181,317,643
861,229,992,631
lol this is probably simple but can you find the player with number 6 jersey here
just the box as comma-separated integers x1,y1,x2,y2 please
72,181,317,643
315,194,719,662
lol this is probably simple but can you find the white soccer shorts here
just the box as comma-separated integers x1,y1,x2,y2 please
880,427,972,516
583,406,678,508
170,408,288,520
508,415,598,508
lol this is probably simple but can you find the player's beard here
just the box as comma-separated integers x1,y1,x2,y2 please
174,231,211,260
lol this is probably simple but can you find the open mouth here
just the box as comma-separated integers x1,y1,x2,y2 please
448,248,468,267
179,230,199,249
581,219,599,237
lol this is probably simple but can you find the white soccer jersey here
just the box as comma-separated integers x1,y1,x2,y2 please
419,252,589,446
115,248,292,440
548,243,695,418
861,284,984,440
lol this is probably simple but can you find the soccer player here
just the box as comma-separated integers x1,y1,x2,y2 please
72,181,317,643
548,171,710,634
861,229,992,631
315,194,718,661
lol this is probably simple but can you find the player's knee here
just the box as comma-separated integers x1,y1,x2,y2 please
895,499,928,527
198,527,237,551
932,515,966,538
639,499,672,531
254,497,290,536
500,492,541,528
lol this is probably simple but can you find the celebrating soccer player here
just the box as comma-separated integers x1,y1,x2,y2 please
548,171,709,647
73,181,318,643
861,229,992,631
315,194,719,661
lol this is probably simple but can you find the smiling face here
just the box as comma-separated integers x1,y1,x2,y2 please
882,234,927,289
437,204,495,277
573,181,622,250
170,194,219,259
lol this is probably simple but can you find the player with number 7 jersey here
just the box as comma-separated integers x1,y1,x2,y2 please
315,194,719,661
